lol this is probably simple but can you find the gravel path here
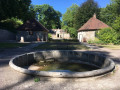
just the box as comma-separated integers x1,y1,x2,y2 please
0,43,120,90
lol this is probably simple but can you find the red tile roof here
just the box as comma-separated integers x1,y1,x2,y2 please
78,14,110,32
17,19,49,32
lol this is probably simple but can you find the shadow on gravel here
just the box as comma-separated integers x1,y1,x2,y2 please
0,59,9,67
85,51,109,56
0,75,35,90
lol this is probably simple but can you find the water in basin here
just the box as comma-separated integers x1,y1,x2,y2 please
32,61,99,72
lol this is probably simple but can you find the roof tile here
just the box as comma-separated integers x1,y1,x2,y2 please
17,19,49,32
78,14,110,32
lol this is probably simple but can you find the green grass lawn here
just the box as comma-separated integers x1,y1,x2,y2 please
49,39,79,43
98,45,120,50
34,39,89,50
0,43,29,49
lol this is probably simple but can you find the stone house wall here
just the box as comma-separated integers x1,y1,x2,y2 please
50,29,70,39
51,30,70,39
63,33,70,39
78,30,96,42
56,32,70,39
0,29,16,41
16,31,48,42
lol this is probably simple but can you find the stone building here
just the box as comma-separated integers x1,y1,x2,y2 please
17,19,49,42
78,14,110,42
50,29,70,39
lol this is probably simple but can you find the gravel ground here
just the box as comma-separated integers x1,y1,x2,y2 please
0,43,120,90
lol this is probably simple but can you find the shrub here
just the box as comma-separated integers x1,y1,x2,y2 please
62,26,77,39
48,33,52,41
97,28,119,44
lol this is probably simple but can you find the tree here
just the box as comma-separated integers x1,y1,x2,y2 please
0,0,32,21
111,0,120,16
62,4,79,28
112,16,120,32
100,7,115,26
62,4,79,38
100,0,120,26
33,4,62,29
74,0,100,29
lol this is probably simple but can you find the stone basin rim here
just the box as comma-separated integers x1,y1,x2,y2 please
9,50,115,78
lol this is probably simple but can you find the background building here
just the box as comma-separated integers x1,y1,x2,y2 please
78,14,110,42
50,29,70,39
17,19,49,42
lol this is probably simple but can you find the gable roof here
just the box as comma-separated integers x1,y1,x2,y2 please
78,14,110,32
17,19,49,32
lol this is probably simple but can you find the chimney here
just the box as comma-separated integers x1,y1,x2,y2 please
93,13,96,18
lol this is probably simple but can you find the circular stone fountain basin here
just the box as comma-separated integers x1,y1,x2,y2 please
9,50,115,78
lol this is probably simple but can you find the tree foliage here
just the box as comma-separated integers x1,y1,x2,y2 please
74,0,100,29
100,7,115,26
0,0,32,21
111,0,120,16
33,4,62,29
100,0,120,26
62,4,79,27
0,17,23,33
62,4,79,38
112,16,120,32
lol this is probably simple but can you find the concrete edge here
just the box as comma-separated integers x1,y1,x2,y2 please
9,50,115,78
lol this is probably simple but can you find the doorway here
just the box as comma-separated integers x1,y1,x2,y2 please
57,34,59,38
79,34,83,42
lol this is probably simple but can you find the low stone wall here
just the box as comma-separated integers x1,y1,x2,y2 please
9,50,115,78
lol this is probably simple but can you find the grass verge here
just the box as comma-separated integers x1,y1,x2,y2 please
98,45,120,50
0,43,28,49
34,42,89,50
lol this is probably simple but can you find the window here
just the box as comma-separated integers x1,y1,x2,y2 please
29,31,33,35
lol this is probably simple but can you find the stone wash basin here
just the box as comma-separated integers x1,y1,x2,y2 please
9,50,115,78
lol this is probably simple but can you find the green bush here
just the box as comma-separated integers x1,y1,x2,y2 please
48,33,52,41
0,17,23,33
62,26,77,39
97,28,119,44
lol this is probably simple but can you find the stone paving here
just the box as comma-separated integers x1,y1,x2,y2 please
0,43,120,90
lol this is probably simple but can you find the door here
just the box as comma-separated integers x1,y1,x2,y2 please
79,34,83,42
